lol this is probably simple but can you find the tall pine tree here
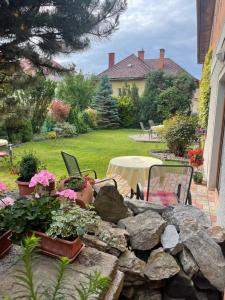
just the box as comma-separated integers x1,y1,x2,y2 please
93,76,120,128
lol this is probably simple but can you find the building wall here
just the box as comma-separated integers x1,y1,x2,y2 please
192,89,199,114
210,0,225,50
111,79,145,96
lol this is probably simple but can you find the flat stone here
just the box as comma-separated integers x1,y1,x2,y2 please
162,205,211,230
118,210,166,250
144,248,180,281
104,270,124,300
180,219,225,291
124,197,166,215
118,250,146,286
0,246,120,299
161,225,183,255
94,185,130,223
207,226,225,244
178,247,199,277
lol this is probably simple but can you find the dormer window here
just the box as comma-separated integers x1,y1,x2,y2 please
127,63,132,68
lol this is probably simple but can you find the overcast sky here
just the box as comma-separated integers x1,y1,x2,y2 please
57,0,202,79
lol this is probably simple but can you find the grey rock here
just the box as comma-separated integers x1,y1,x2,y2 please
144,248,180,281
207,226,225,244
94,185,130,223
161,225,183,255
178,247,199,277
124,197,166,214
134,288,162,300
180,219,225,291
118,210,166,250
162,205,211,229
118,250,146,285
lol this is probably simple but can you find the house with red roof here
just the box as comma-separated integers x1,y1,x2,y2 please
98,49,197,96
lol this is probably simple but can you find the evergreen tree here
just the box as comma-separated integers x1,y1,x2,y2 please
93,76,120,128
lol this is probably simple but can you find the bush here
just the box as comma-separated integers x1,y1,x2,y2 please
47,131,57,139
19,119,33,142
5,118,33,143
54,122,77,137
68,108,88,134
50,99,71,122
114,95,135,127
83,107,98,128
18,153,40,182
162,115,197,156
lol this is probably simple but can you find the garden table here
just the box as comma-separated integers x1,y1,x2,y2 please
0,139,8,147
107,156,163,191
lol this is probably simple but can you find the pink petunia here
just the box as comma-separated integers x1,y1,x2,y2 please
57,189,77,201
0,182,7,192
29,170,56,188
0,196,14,208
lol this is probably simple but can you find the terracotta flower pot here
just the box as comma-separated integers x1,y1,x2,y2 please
29,230,84,262
0,230,12,258
16,179,34,196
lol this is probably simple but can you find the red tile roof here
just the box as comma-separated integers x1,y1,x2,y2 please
98,54,196,80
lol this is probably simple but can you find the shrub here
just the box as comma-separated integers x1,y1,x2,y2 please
83,107,98,128
54,122,77,137
5,118,33,143
47,131,57,139
162,115,197,156
50,99,71,122
41,115,55,133
18,153,40,182
114,95,135,127
19,119,33,142
68,108,88,134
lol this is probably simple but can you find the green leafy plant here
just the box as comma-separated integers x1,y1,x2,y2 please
17,153,40,182
46,202,100,239
65,177,87,192
162,114,197,156
53,122,77,138
3,235,110,300
193,171,203,184
83,107,98,129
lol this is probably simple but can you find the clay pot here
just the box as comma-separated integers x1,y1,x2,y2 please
0,230,12,258
16,179,34,196
29,230,84,262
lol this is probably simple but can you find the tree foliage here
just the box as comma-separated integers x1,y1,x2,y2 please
140,71,196,123
93,76,120,128
199,49,212,129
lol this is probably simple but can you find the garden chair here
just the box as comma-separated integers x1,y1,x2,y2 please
136,164,193,206
61,151,117,189
0,141,13,165
139,122,151,139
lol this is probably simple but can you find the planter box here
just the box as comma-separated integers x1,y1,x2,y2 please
0,230,12,258
29,230,84,262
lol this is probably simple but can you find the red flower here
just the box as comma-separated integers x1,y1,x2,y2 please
188,148,204,166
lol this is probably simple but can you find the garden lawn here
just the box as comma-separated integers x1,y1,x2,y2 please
0,129,166,190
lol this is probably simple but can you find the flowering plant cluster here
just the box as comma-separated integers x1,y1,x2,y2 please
64,176,94,192
187,148,204,167
57,189,77,201
29,170,56,188
0,181,14,209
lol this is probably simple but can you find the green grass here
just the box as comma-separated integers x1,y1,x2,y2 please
0,129,166,190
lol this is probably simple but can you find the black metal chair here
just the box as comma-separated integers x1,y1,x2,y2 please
61,151,117,189
136,164,193,206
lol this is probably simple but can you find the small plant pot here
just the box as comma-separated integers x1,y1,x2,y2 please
29,230,84,262
193,171,203,185
16,179,34,196
0,230,12,258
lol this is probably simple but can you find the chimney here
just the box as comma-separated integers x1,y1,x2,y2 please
108,52,115,68
138,50,145,61
159,48,165,69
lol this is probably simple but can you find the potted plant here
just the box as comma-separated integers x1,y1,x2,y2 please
29,169,56,196
0,182,14,257
187,148,204,168
16,153,40,196
59,176,94,208
193,171,203,184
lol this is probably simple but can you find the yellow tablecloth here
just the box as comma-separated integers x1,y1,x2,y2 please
107,156,163,190
0,139,8,147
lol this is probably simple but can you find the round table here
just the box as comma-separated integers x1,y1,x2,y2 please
0,139,8,147
107,156,163,191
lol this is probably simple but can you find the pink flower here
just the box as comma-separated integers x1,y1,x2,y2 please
29,170,56,188
0,197,14,208
57,189,77,201
0,182,7,192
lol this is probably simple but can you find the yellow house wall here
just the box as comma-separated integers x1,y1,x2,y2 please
111,80,145,96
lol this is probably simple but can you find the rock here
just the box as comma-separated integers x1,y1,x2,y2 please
124,197,166,215
134,288,162,300
121,286,135,299
178,247,199,277
161,225,183,255
104,270,124,300
162,205,211,229
194,272,219,290
165,270,197,299
144,248,180,281
118,250,146,286
94,185,130,223
118,210,166,250
180,219,225,291
207,226,225,244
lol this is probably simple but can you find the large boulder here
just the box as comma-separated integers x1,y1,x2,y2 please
144,248,180,281
178,247,199,277
180,219,225,291
94,185,131,223
161,225,183,255
207,226,225,244
124,197,166,215
118,250,146,286
118,210,166,250
162,205,211,230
